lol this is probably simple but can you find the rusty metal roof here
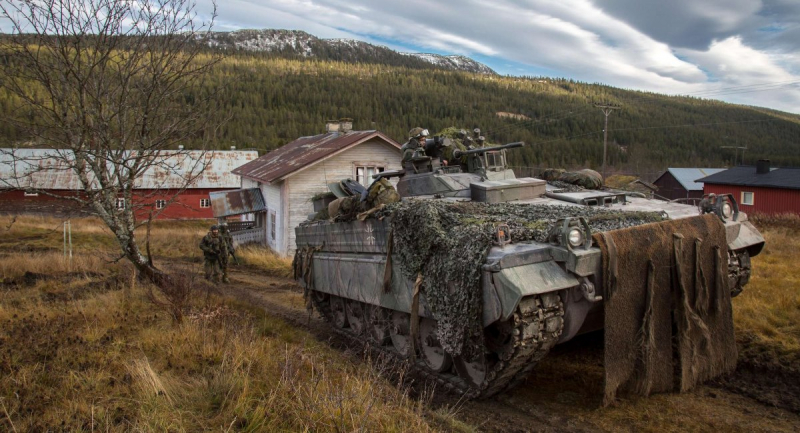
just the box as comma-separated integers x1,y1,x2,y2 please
210,188,265,217
232,130,401,183
0,148,258,190
138,150,259,189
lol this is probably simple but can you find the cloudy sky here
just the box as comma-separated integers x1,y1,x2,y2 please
197,0,800,114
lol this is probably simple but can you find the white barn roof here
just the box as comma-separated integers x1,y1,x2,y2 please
0,149,258,190
665,168,725,191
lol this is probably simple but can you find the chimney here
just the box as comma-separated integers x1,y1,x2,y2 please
230,146,236,150
325,120,340,133
756,159,770,174
178,145,184,150
339,118,353,133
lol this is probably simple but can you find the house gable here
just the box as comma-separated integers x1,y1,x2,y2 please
232,130,401,185
283,137,402,255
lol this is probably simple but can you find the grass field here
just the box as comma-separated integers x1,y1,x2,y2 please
733,214,800,372
0,213,798,431
0,215,460,432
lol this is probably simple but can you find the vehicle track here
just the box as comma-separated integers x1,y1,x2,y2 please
220,272,597,432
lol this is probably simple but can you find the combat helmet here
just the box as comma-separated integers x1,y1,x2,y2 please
409,127,429,139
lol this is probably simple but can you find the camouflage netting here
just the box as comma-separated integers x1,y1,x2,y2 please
540,168,603,191
559,169,604,189
375,200,667,357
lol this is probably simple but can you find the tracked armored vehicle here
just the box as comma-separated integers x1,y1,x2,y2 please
294,141,764,398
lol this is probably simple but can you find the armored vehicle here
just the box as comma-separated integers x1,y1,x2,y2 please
294,141,764,398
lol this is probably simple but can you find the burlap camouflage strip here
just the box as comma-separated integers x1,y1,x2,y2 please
594,214,736,405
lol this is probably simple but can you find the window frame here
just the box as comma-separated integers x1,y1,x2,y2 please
270,210,277,241
354,164,386,187
23,191,39,197
155,199,167,209
199,198,211,208
115,198,126,210
741,191,754,206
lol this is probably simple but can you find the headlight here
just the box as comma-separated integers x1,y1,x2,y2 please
721,202,733,219
568,228,584,247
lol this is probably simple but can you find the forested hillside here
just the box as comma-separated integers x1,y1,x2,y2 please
2,50,799,176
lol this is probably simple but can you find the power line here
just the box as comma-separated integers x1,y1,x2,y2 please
607,118,770,133
595,103,621,179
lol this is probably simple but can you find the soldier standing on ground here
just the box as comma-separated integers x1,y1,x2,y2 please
219,223,235,283
199,225,226,283
401,127,429,163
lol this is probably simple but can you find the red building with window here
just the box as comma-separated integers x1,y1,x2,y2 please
698,160,800,215
0,149,259,219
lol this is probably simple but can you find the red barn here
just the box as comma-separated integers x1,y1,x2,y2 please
653,168,724,200
698,160,800,215
0,148,259,220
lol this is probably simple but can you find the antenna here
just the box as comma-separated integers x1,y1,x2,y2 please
594,103,621,179
720,145,748,165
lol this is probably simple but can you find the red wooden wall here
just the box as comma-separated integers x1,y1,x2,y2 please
704,184,800,215
0,188,226,220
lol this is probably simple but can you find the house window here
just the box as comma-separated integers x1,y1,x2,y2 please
155,200,166,209
355,166,385,186
741,191,754,206
200,198,211,208
24,191,38,197
270,210,276,241
115,198,126,210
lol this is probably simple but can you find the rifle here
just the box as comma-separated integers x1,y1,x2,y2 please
229,249,240,265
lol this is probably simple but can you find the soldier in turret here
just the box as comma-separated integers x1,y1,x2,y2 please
472,128,481,141
199,224,226,283
401,127,429,163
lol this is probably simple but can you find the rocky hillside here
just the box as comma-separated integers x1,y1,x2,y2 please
400,52,495,74
204,29,496,74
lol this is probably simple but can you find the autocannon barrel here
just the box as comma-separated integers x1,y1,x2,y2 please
453,141,525,159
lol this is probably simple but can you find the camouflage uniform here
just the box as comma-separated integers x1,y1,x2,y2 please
442,138,467,166
199,227,226,283
401,127,428,163
219,225,235,283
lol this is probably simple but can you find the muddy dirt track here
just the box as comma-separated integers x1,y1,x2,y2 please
221,267,800,432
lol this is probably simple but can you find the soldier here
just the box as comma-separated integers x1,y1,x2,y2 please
457,129,476,150
443,132,468,167
199,224,226,283
218,223,235,283
472,127,481,141
401,127,429,163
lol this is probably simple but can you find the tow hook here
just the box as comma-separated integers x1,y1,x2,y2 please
580,277,602,302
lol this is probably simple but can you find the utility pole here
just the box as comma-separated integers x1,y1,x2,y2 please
595,103,621,179
721,145,748,166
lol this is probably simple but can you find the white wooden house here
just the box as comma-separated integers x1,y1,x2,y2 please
229,121,402,256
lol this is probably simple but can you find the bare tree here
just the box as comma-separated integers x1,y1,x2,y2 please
0,0,220,285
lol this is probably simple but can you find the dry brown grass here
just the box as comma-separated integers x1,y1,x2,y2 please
733,216,800,369
0,214,212,262
0,215,448,431
0,276,444,431
604,174,637,189
237,244,293,277
0,251,105,279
